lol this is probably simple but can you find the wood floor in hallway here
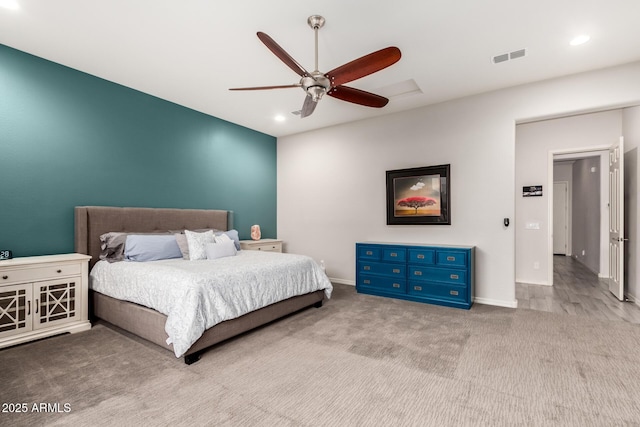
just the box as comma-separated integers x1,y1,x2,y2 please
516,255,640,324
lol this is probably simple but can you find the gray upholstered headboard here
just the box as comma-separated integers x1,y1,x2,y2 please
75,206,233,268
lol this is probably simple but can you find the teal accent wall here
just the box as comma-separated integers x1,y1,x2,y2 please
0,44,277,257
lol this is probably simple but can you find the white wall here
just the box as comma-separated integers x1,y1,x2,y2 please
623,105,640,304
515,111,622,284
278,61,640,308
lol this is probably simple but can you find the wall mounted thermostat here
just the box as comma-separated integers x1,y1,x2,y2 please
0,250,13,260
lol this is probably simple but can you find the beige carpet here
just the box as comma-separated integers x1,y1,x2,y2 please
1,284,640,426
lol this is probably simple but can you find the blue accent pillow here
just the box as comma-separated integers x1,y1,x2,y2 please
124,235,183,262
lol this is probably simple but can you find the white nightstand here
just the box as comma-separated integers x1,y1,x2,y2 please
240,239,283,253
0,253,92,349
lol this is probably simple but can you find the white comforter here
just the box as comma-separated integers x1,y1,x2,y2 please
89,250,333,357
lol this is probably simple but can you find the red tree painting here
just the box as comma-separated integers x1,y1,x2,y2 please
397,196,437,214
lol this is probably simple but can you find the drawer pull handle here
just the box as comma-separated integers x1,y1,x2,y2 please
364,266,371,271
450,274,459,280
390,252,397,257
2,275,7,280
417,254,425,259
366,251,373,256
35,299,39,314
414,271,422,276
392,269,400,274
447,256,455,261
364,279,370,284
414,286,422,291
27,300,31,315
450,290,459,296
392,283,400,288
57,269,62,273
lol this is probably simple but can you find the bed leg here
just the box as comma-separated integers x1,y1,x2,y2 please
184,352,201,365
314,300,323,308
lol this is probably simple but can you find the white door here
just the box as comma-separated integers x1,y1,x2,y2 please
553,182,568,255
608,137,625,301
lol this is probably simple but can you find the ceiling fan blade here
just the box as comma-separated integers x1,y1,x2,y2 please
257,32,309,77
325,47,401,87
300,95,318,118
229,84,301,91
327,85,389,108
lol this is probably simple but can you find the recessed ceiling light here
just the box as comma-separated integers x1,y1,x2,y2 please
0,0,19,10
274,115,286,122
570,35,591,46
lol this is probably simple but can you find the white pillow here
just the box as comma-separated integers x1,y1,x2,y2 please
185,230,215,260
214,233,232,244
205,240,237,260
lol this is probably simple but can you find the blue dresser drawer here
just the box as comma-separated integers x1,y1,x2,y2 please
436,251,467,268
358,245,382,261
359,261,406,278
408,248,435,264
358,275,407,294
409,266,467,285
382,247,406,263
408,281,467,304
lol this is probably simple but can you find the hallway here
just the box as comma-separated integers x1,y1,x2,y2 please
516,255,640,324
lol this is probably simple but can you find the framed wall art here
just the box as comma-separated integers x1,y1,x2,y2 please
386,164,450,225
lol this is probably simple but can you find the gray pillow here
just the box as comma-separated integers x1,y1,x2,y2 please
124,235,183,262
99,232,128,263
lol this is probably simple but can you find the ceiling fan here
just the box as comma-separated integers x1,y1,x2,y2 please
229,15,402,118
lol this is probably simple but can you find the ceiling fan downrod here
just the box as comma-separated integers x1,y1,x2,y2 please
304,15,329,101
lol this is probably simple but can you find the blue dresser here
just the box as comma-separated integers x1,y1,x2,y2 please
356,242,475,309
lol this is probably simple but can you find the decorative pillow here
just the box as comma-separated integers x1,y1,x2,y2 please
99,232,128,262
205,240,237,260
215,229,241,250
124,235,183,262
184,230,215,260
214,233,232,244
174,233,190,259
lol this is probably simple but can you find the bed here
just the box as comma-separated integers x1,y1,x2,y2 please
74,206,331,364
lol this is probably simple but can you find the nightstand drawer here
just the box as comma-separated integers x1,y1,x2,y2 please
408,282,467,304
436,251,467,268
358,275,407,294
0,263,82,285
358,261,406,278
409,266,467,285
240,239,283,253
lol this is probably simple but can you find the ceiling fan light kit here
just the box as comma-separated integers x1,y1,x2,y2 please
229,15,401,118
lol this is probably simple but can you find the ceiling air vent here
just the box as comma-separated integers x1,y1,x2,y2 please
492,48,527,64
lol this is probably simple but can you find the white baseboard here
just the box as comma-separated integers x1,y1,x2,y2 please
473,297,518,308
329,277,355,286
515,278,550,286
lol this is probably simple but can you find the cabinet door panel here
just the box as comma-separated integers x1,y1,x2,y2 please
0,284,33,339
33,278,79,330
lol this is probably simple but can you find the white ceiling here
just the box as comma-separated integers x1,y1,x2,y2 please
2,0,640,138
